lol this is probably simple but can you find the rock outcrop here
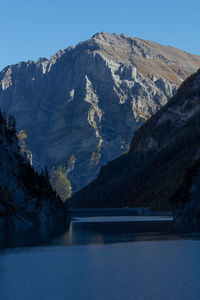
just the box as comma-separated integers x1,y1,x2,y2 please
0,112,67,230
69,69,200,210
1,32,200,195
171,159,200,231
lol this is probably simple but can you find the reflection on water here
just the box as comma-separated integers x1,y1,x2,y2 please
56,217,175,246
2,214,198,249
0,222,70,249
1,215,200,249
1,216,200,300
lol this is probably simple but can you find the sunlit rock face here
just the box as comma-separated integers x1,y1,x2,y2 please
69,70,200,209
0,32,200,194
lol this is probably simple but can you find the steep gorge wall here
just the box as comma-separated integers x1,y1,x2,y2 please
69,69,200,209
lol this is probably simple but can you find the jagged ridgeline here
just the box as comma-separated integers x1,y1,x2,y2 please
69,69,200,209
0,32,200,198
0,111,67,228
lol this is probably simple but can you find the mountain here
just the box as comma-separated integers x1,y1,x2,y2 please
1,32,200,197
0,112,67,230
69,69,200,210
171,158,200,230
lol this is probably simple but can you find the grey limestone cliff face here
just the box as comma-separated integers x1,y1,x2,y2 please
1,32,200,195
69,69,200,209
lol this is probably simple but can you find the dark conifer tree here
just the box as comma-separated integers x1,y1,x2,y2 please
7,114,16,134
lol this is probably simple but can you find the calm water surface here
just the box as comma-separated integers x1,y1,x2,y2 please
0,214,200,300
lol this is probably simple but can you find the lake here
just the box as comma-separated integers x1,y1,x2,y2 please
0,211,200,300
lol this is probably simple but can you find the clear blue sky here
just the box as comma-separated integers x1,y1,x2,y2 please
0,0,199,71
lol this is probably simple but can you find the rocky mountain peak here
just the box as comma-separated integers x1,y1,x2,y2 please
0,34,200,198
89,32,199,84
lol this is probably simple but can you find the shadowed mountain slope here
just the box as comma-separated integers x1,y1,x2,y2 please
0,113,67,229
69,69,200,209
1,32,200,196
